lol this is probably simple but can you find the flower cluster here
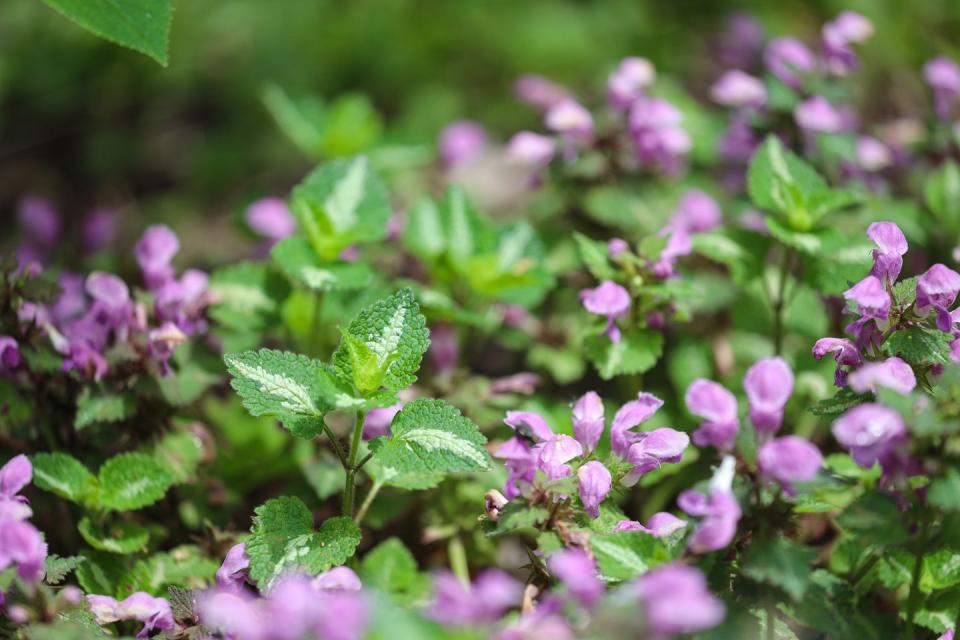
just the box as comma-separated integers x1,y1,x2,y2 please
0,456,47,592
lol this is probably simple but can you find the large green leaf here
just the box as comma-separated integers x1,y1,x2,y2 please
97,453,174,512
740,538,817,601
589,532,679,582
583,329,663,380
271,235,376,292
31,452,98,505
39,0,173,65
78,517,149,554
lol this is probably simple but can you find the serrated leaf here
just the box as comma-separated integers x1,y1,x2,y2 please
76,550,127,597
75,388,135,430
97,452,174,511
39,0,173,65
884,326,953,366
78,516,149,554
359,538,427,604
584,329,663,380
31,452,98,505
747,136,827,228
809,388,869,417
151,430,203,484
589,532,678,582
441,186,497,266
837,491,909,546
741,538,817,601
291,156,390,260
224,349,331,438
922,550,960,593
332,288,429,393
492,503,550,535
573,232,616,280
118,545,219,597
691,229,769,284
930,468,960,512
369,398,491,485
209,262,290,333
247,496,361,591
271,235,375,292
44,555,84,585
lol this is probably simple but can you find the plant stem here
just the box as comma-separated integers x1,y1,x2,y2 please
906,516,930,640
771,248,793,356
320,422,348,468
354,478,384,525
765,601,777,640
448,534,470,586
850,549,881,586
341,412,367,518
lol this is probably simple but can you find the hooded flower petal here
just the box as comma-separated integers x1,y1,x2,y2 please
867,221,907,283
610,392,665,457
614,512,686,537
607,57,655,110
548,548,604,607
538,435,584,480
634,564,726,637
623,428,690,486
246,197,296,241
758,436,823,493
580,281,630,343
577,461,612,518
504,411,555,443
844,275,891,321
0,455,31,499
439,120,488,169
134,225,179,289
710,70,766,108
832,403,906,469
743,357,794,435
215,543,250,593
685,379,739,450
848,357,916,395
916,264,960,331
572,391,605,453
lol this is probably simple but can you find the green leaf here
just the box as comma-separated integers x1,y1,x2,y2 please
151,430,203,484
589,532,679,582
31,452,98,505
44,555,84,585
809,388,870,417
740,538,817,601
884,326,953,366
224,349,331,438
929,468,960,512
272,235,375,292
691,229,768,284
403,197,447,261
75,387,135,431
583,329,663,380
247,496,361,591
75,550,127,597
39,0,173,65
922,550,960,593
97,452,174,512
359,538,427,603
747,136,827,228
118,545,219,597
369,398,491,485
332,288,429,393
924,160,960,233
78,517,149,554
439,186,497,266
573,232,616,280
491,503,551,536
291,156,390,260
837,491,909,546
208,262,291,333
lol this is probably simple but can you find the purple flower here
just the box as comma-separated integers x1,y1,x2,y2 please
439,120,488,169
857,137,893,172
628,97,691,175
572,391,604,453
0,520,47,581
822,12,873,75
925,57,960,120
794,96,845,133
62,342,108,381
496,411,555,498
0,455,31,500
758,436,823,494
867,221,907,283
812,337,862,386
844,275,891,330
247,197,296,241
135,225,180,289
545,99,594,145
610,392,664,457
0,337,22,376
607,57,655,110
196,589,268,640
489,372,540,396
615,512,686,537
86,272,130,311
364,402,404,440
82,209,117,253
764,37,816,89
311,566,362,591
715,12,765,69
710,70,766,108
216,543,250,593
18,196,61,248
670,190,722,234
428,569,522,627
719,115,760,164
832,403,906,469
504,411,555,443
743,357,793,436
577,461,612,518
634,564,725,638
608,238,630,257
848,357,916,395
50,273,87,323
937,631,955,640
514,75,569,111
679,456,741,553
538,435,583,480
548,548,603,607
916,264,960,331
506,131,557,168
88,592,174,639
580,280,630,342
623,428,690,486
685,379,739,450
428,322,459,373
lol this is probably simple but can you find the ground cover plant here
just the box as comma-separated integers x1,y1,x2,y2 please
5,2,960,639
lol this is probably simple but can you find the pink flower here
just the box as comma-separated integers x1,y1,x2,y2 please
548,548,603,607
916,264,960,331
247,197,296,241
743,357,793,436
867,221,907,283
579,280,630,343
758,436,823,494
572,391,605,453
679,456,741,554
545,100,594,144
848,357,916,395
710,70,766,108
832,403,906,470
577,461,612,518
615,512,687,537
428,569,522,626
634,564,725,637
439,120,488,168
685,379,739,450
764,38,816,89
607,57,655,110
794,96,845,133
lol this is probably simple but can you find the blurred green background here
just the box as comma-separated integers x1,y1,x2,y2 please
2,0,959,253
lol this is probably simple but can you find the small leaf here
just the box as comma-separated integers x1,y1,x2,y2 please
837,491,910,547
76,551,127,597
271,235,375,292
39,0,173,65
929,468,960,512
208,262,290,333
224,349,331,438
884,326,953,366
740,538,817,601
809,388,869,417
291,156,390,260
78,517,149,554
369,398,491,485
44,555,84,585
573,232,616,280
589,532,679,582
118,546,219,597
31,452,98,505
332,288,429,393
247,496,361,591
583,329,663,380
747,136,827,226
359,538,427,604
924,160,960,233
75,388,135,431
151,430,203,484
97,453,173,512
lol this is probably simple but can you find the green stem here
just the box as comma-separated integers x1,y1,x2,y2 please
341,412,367,518
448,534,470,586
906,516,930,640
765,602,777,640
320,422,348,469
354,478,384,525
771,248,793,356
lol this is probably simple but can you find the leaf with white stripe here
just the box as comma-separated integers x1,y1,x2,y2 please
271,235,375,292
589,532,679,582
332,289,429,393
31,452,98,506
369,398,491,488
291,155,391,260
97,453,173,512
224,349,332,438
